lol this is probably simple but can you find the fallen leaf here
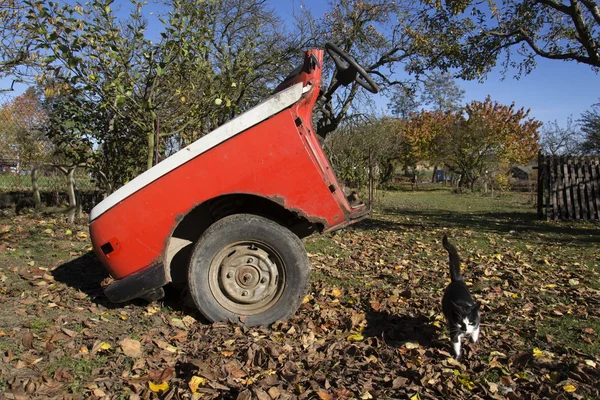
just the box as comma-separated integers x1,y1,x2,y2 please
317,390,332,400
23,332,34,349
585,359,596,368
148,381,168,393
119,338,142,358
347,333,364,341
563,384,577,393
532,348,545,357
188,376,207,393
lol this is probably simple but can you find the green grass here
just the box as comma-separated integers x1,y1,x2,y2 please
304,235,348,257
311,272,365,289
375,189,598,244
29,317,51,333
537,316,600,355
47,355,109,393
0,173,95,192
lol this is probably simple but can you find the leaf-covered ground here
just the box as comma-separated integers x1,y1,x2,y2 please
1,189,599,399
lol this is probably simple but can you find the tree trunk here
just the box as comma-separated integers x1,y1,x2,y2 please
147,131,155,170
431,164,438,183
31,166,41,217
154,118,160,166
66,167,77,225
368,148,374,210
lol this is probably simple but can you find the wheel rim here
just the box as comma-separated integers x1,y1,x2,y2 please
208,241,285,315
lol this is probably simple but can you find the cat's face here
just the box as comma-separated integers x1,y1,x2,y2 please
454,302,480,334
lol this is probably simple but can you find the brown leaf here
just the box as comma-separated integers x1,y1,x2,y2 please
224,361,247,378
268,387,281,399
317,390,332,400
254,388,271,400
159,367,175,382
169,330,188,342
22,332,34,349
147,367,175,383
61,327,77,338
53,368,74,382
237,389,252,400
119,338,142,358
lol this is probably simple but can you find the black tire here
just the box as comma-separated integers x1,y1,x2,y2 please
187,214,310,326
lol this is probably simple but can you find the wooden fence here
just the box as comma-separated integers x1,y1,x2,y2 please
537,154,600,220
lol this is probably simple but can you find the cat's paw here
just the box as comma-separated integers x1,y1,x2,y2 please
471,327,480,343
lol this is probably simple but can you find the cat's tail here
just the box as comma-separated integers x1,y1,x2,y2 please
442,235,462,282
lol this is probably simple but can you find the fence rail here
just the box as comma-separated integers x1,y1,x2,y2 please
537,153,600,220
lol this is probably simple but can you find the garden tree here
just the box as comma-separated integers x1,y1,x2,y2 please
445,98,541,189
420,70,465,181
0,88,51,169
540,117,584,156
388,85,420,119
579,102,600,154
401,109,457,181
0,0,37,82
416,0,600,79
403,97,541,190
311,0,461,137
326,116,406,204
420,70,464,112
199,0,307,130
25,0,303,183
389,71,464,117
25,0,219,173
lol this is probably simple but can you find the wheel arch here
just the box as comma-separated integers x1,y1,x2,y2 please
165,193,321,285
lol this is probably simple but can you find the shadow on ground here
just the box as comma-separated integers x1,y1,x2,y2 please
356,208,598,245
364,310,439,348
51,252,191,314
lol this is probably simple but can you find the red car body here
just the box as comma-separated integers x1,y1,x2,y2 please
89,49,368,303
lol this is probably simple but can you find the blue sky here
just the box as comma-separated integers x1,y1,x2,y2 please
2,0,598,128
275,0,599,127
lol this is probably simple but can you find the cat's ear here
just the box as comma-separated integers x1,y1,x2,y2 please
472,302,481,312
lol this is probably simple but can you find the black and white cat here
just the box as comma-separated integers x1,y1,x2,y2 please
442,235,481,359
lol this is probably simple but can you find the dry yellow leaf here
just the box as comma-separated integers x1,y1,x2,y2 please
331,288,343,297
188,376,207,393
99,342,111,351
562,384,576,393
410,394,421,400
347,333,364,341
532,348,545,357
149,381,169,392
585,359,596,368
302,296,310,304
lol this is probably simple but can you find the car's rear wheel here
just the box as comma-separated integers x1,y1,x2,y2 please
187,214,309,326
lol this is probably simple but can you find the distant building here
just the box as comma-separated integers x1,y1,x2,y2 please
511,165,534,181
0,159,18,174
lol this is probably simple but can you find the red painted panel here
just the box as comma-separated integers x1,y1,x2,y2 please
90,109,346,278
90,48,368,280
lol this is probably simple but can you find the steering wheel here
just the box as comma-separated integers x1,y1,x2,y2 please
324,42,379,94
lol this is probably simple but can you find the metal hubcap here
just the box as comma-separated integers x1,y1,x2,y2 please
210,242,283,314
